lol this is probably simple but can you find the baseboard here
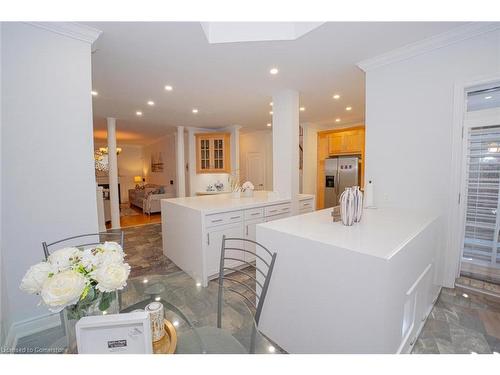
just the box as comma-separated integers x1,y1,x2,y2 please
4,312,61,350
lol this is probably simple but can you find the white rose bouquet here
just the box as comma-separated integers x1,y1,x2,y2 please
20,241,130,320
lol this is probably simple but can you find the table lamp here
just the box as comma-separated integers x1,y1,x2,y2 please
134,176,143,189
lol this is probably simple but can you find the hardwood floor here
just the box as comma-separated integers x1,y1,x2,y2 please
105,204,161,229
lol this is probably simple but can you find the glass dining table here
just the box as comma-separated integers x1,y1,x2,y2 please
117,272,278,354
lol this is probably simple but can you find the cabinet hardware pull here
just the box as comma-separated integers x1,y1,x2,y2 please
269,210,277,213
211,219,223,223
281,208,289,211
207,233,210,245
251,212,260,216
230,216,240,220
246,225,248,236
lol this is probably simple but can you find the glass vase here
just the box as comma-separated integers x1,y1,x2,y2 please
62,291,119,353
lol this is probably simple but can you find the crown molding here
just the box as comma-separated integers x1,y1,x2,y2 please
27,22,102,44
357,22,500,72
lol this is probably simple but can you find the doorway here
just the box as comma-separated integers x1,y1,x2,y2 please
245,152,266,191
459,85,500,284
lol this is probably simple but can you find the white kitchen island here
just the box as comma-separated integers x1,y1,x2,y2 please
161,191,315,286
256,207,443,353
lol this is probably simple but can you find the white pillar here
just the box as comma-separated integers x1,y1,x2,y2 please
272,90,300,213
176,126,186,197
230,125,241,176
107,117,120,229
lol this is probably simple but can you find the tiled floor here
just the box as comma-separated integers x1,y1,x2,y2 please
14,223,500,353
412,287,500,353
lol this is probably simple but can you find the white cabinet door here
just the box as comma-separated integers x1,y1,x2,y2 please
205,223,244,278
244,217,265,263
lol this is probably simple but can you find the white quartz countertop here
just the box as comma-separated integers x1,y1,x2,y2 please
257,207,438,260
163,191,314,214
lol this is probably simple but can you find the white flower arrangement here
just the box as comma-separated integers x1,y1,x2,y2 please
241,181,255,192
20,241,130,318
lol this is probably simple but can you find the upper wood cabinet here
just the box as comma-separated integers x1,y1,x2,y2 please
195,132,231,173
328,129,364,155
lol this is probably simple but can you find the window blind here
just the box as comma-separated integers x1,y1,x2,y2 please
463,125,500,268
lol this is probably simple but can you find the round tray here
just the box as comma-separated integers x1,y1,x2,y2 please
153,319,177,354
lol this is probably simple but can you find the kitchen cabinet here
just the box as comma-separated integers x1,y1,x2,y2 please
195,132,231,173
206,222,245,277
328,129,364,155
299,198,314,214
244,217,265,263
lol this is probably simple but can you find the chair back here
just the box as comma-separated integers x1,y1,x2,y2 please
42,232,124,260
217,236,277,328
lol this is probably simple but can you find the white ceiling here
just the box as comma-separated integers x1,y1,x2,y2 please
88,22,465,145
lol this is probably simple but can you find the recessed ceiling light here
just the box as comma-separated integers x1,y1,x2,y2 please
164,85,173,91
335,118,341,122
91,90,98,96
485,96,492,100
192,108,199,114
267,123,272,127
333,94,340,100
346,106,352,111
147,100,155,106
269,111,273,115
269,67,279,75
300,107,305,112
270,102,273,106
136,111,143,116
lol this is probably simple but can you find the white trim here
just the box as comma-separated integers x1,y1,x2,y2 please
357,22,500,72
4,312,61,350
27,22,102,44
447,74,500,288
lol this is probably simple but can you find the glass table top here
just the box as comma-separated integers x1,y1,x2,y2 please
119,272,278,354
15,271,279,354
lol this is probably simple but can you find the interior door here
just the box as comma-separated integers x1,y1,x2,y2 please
246,152,265,190
460,107,500,284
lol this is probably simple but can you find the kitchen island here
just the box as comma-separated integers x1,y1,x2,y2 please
256,207,442,353
161,191,315,286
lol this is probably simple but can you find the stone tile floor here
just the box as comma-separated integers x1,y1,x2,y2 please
14,223,500,354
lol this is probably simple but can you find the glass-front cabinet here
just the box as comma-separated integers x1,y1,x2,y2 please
195,132,231,173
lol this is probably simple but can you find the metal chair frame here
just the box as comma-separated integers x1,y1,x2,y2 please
217,236,277,329
42,231,124,260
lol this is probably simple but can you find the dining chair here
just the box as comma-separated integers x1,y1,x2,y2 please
42,231,124,259
177,235,277,354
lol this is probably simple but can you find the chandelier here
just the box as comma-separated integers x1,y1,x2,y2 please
99,147,122,155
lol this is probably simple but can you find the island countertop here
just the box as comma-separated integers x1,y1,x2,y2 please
257,207,438,260
162,191,314,214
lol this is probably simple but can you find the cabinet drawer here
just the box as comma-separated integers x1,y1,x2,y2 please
265,203,291,217
245,207,264,220
299,199,314,211
205,210,243,228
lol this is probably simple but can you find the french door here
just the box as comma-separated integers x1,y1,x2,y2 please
460,107,500,284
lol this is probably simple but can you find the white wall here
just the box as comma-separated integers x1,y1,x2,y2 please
239,130,273,190
1,23,99,330
362,28,500,286
95,143,144,203
142,134,176,195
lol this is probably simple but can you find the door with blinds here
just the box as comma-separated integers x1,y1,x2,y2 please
461,107,500,284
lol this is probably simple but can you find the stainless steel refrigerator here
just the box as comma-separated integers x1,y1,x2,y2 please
324,156,359,208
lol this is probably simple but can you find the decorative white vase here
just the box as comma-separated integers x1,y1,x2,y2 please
352,186,363,223
340,187,355,226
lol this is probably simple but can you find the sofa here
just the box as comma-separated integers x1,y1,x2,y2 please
128,184,174,214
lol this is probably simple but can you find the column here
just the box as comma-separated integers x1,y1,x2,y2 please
176,126,186,197
107,117,120,229
272,90,300,213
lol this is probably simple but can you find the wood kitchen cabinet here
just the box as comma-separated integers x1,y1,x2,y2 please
195,132,231,173
328,129,364,155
